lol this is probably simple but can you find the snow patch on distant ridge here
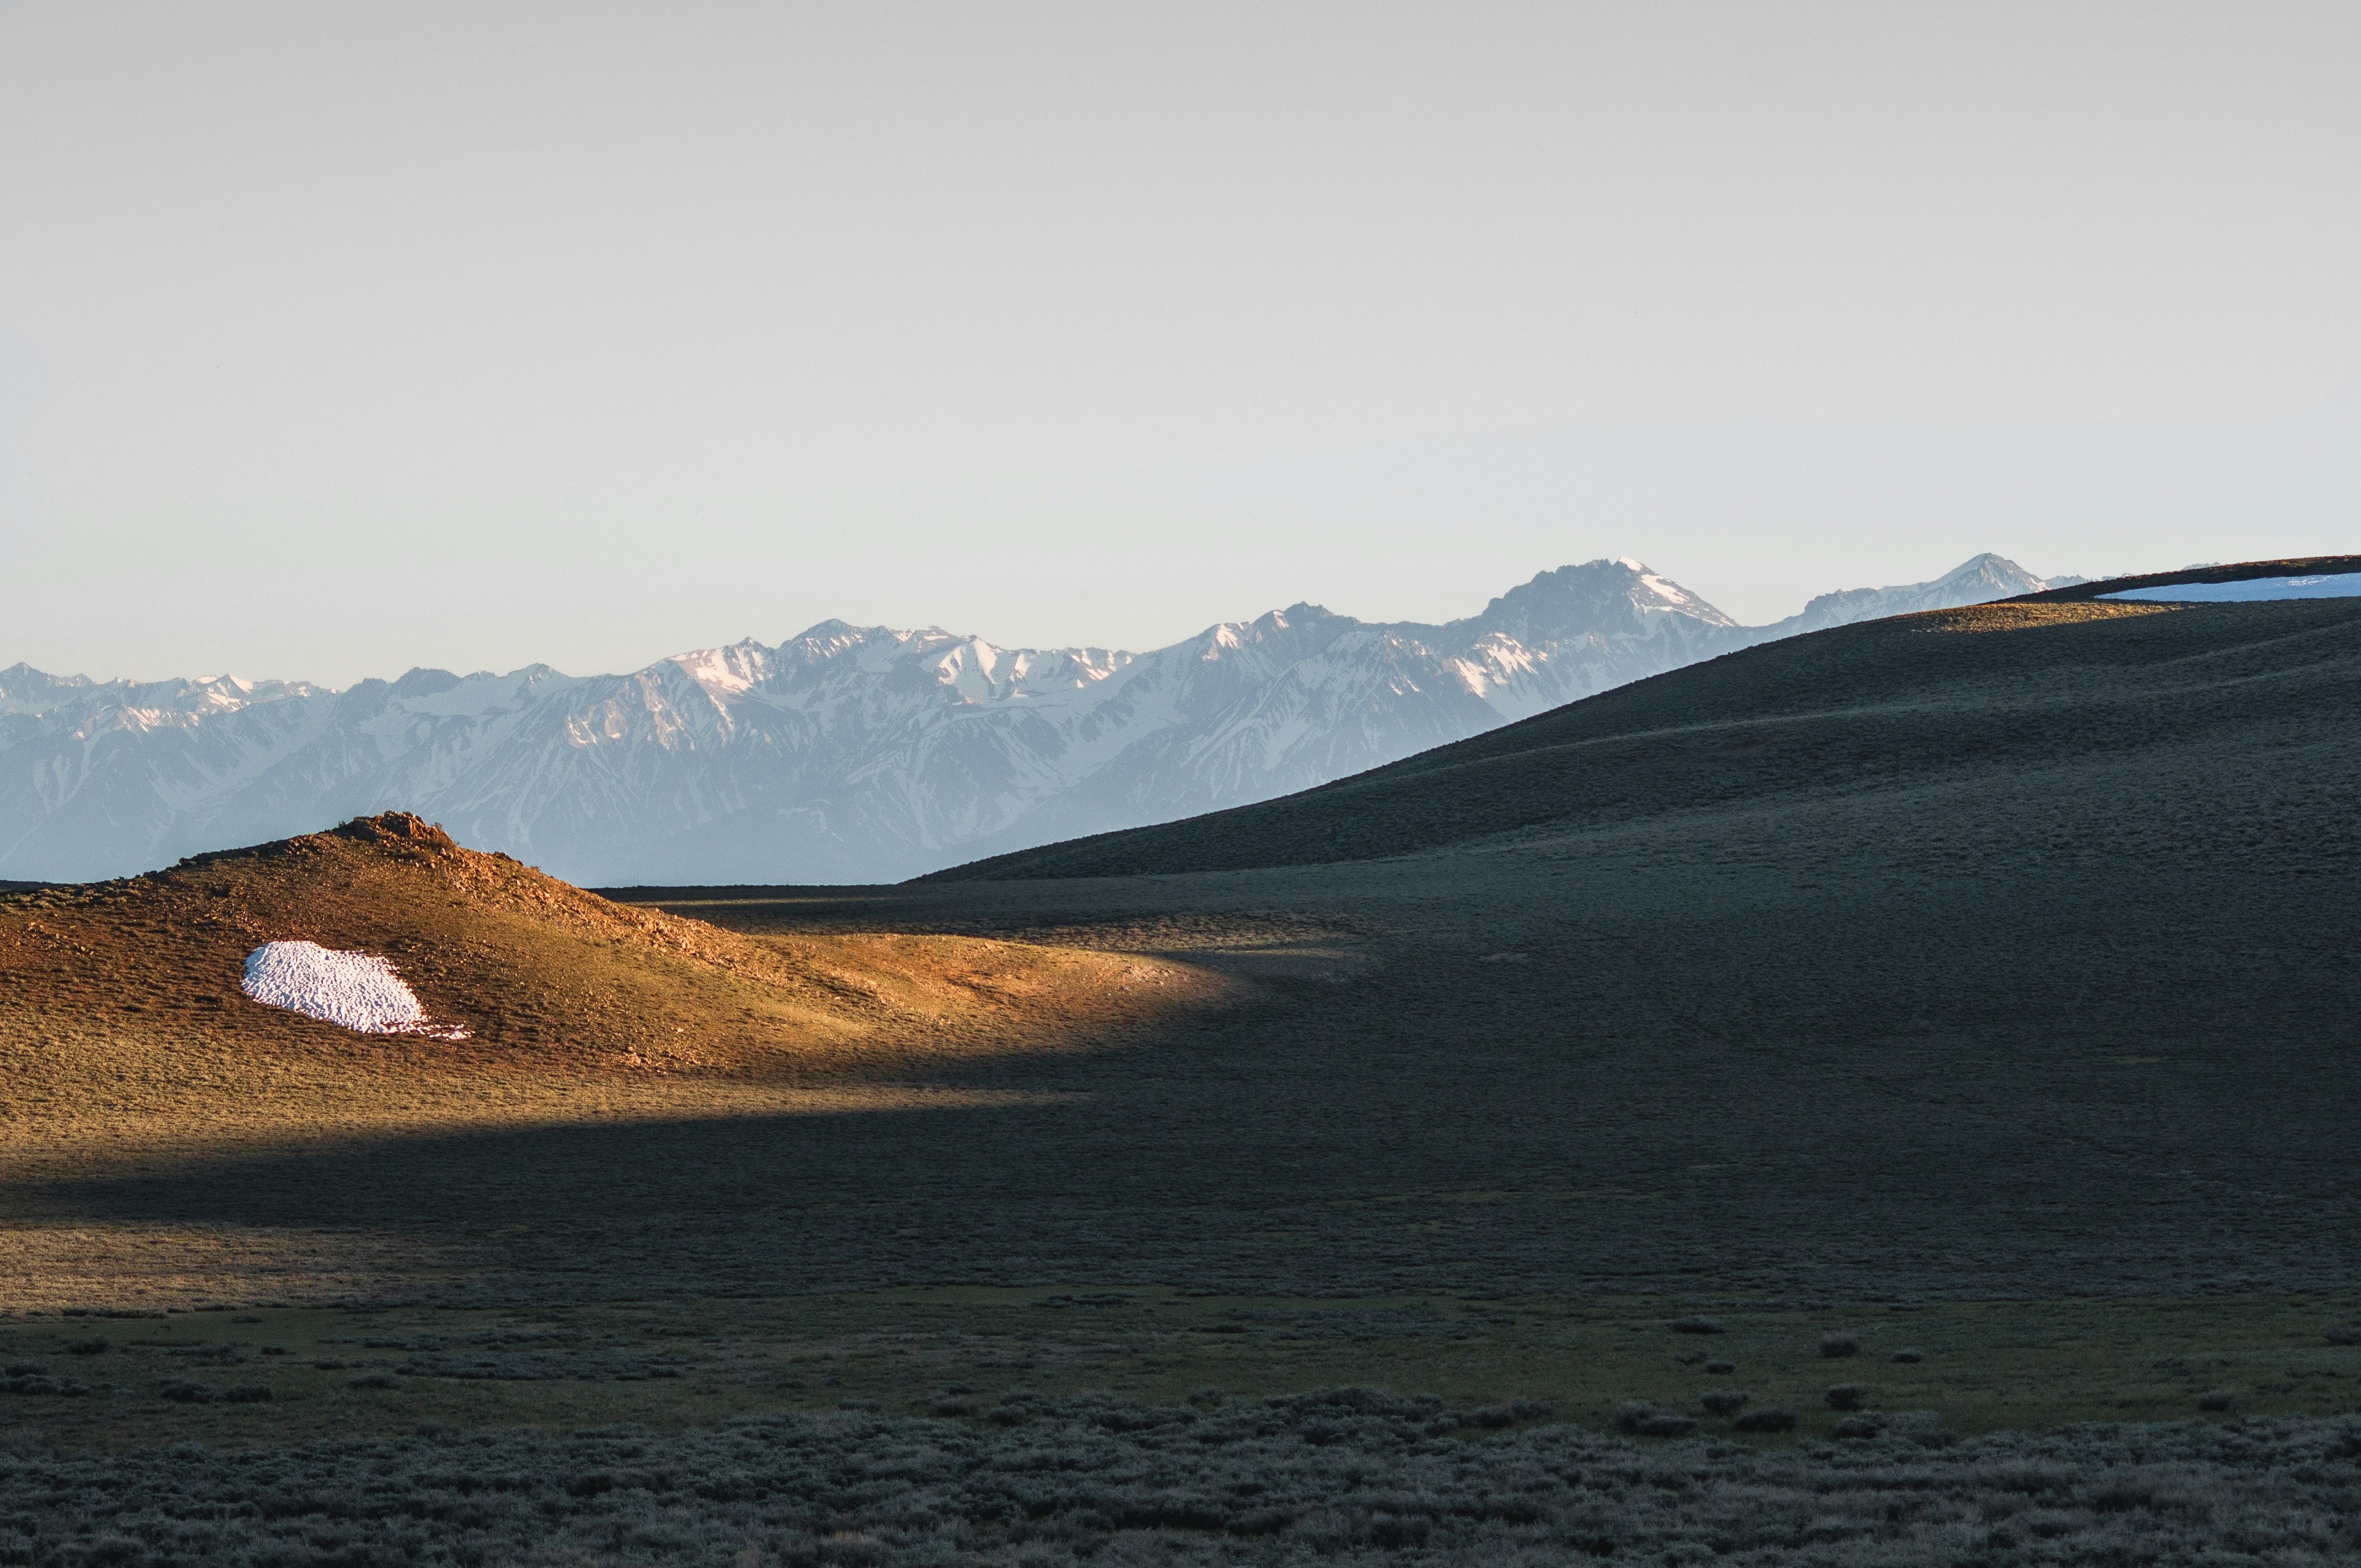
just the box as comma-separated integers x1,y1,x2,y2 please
240,941,469,1038
2100,572,2361,604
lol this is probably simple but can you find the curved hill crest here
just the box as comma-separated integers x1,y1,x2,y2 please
928,557,2361,882
0,812,1224,1160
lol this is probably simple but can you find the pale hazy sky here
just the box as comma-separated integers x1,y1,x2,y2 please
2,2,2355,685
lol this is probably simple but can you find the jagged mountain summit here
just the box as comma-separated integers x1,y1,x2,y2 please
1769,553,2085,635
1,554,2056,884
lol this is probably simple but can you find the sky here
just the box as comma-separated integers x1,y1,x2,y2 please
2,1,2356,686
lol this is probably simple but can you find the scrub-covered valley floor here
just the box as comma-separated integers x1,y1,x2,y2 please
4,580,2360,1562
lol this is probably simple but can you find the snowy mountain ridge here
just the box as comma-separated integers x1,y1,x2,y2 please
0,553,2058,884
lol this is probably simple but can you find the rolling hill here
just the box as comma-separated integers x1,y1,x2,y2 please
0,812,1221,1171
932,560,2361,882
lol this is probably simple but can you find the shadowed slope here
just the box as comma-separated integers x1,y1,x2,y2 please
930,591,2361,881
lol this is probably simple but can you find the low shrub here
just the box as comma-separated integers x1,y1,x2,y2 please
1459,1399,1552,1429
1699,1389,1749,1416
178,1343,244,1364
63,1339,108,1357
1705,1359,1735,1374
1891,1348,1925,1363
1819,1331,1861,1359
2200,1391,2237,1412
347,1372,403,1391
2326,1325,2361,1346
1826,1384,1869,1411
1733,1408,1798,1433
1,1373,87,1397
1895,1412,1959,1449
158,1379,215,1403
1830,1411,1955,1447
1670,1316,1725,1335
1612,1401,1698,1437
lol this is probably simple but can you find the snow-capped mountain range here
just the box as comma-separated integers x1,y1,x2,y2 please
1,553,2064,885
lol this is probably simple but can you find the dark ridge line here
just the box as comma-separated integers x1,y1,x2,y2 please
916,554,2361,885
597,883,904,901
2016,554,2361,602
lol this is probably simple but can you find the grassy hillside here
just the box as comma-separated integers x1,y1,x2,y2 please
930,590,2360,880
0,813,1224,1178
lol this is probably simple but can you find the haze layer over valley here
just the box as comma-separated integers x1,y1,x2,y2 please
1,553,2062,884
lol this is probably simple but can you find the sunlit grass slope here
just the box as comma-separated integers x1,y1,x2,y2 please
0,813,1224,1161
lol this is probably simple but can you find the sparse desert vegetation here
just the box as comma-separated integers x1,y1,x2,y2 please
6,1393,2359,1566
2,591,2359,1558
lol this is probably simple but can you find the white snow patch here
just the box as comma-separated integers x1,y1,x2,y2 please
241,941,469,1038
2101,572,2361,603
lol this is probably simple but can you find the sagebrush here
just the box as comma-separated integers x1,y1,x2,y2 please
5,1391,2359,1566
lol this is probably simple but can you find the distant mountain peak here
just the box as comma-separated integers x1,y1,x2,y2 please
1772,553,2054,637
1933,552,2039,585
1469,557,1739,637
0,550,2071,883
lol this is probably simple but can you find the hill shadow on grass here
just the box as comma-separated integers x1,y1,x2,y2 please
9,592,2361,1312
10,837,2361,1310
